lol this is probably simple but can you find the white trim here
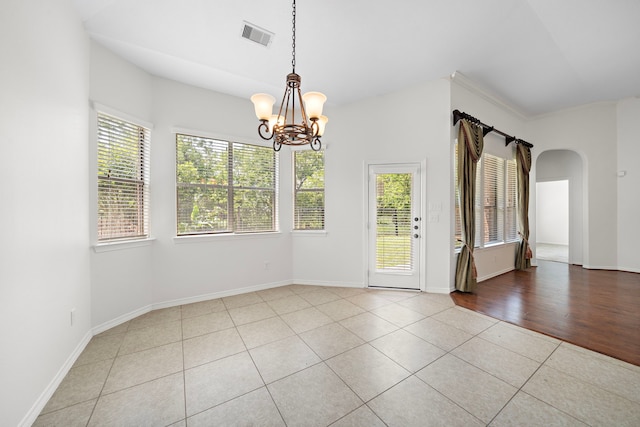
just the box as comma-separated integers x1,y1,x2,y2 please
477,266,515,282
18,331,92,427
616,266,640,274
582,264,624,271
450,71,527,120
292,279,364,288
151,280,292,310
93,237,156,253
424,285,453,294
173,232,282,244
92,305,152,336
91,102,154,130
172,126,268,149
291,230,328,237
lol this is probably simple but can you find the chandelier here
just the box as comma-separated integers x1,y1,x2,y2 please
250,0,328,152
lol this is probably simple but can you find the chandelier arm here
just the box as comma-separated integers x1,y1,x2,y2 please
310,118,319,137
310,137,321,151
257,120,273,140
273,139,282,152
295,86,309,128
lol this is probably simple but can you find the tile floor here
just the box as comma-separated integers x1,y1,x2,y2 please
34,285,640,426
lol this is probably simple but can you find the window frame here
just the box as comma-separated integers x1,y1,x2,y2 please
175,131,279,236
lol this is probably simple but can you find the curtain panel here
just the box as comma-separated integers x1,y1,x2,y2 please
515,143,532,269
455,120,484,292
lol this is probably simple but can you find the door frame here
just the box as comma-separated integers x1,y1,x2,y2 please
363,160,427,291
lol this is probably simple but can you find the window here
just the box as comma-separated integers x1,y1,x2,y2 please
454,142,517,248
176,134,277,235
293,150,325,230
97,112,150,241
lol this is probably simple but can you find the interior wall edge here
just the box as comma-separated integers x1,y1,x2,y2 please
17,331,92,427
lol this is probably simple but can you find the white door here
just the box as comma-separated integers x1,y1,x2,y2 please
368,164,421,289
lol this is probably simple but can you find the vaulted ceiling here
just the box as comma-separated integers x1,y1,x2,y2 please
74,0,640,117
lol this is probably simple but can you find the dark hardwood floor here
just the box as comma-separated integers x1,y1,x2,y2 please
451,260,640,366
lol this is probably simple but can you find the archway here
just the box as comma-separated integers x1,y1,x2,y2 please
535,150,583,265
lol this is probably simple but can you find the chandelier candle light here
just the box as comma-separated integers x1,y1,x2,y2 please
251,0,328,151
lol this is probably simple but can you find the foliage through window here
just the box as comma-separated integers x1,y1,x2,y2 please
376,173,412,270
454,142,517,248
97,112,150,241
293,150,325,230
176,134,277,235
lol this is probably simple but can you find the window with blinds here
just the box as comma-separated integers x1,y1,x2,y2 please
454,142,518,249
293,150,325,230
483,154,505,245
97,113,150,241
376,173,412,271
176,134,277,235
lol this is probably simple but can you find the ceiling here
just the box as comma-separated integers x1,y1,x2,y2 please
74,0,640,117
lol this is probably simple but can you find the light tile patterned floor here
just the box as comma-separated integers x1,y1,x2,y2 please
35,285,640,426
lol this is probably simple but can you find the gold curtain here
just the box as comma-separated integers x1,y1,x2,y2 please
455,120,483,292
515,143,532,269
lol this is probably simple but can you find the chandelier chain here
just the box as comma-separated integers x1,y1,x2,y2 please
291,0,296,72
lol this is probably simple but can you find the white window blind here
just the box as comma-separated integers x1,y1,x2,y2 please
454,142,518,249
483,154,505,245
97,113,150,241
376,173,413,271
454,142,462,248
293,150,325,230
506,159,517,241
176,134,277,235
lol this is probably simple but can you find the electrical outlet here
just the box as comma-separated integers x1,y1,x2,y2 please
70,308,76,326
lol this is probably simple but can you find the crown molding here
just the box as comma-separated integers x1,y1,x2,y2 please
449,71,529,121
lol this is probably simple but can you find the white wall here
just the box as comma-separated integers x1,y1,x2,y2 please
528,103,618,269
292,79,453,293
616,98,640,273
89,42,155,329
451,75,527,282
536,180,569,245
150,77,293,304
0,1,91,426
89,46,296,322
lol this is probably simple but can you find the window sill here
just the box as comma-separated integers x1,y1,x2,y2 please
454,240,518,254
93,238,156,253
173,231,282,244
291,230,328,237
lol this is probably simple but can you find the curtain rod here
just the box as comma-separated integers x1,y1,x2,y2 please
452,109,534,148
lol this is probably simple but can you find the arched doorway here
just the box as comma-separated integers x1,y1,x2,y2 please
535,150,583,265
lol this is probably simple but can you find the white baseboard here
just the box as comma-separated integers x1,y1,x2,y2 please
424,285,452,294
617,266,640,274
92,304,152,336
478,266,514,283
582,264,619,271
292,279,364,288
19,331,92,427
152,280,293,310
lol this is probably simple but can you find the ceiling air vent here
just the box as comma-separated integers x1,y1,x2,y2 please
241,22,274,47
